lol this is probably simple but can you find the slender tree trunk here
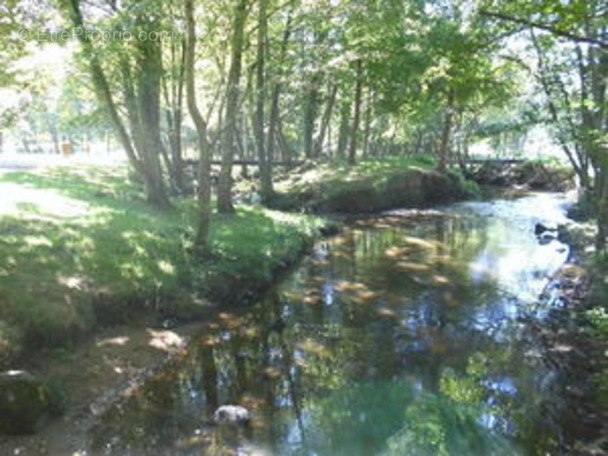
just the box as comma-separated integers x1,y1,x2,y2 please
314,84,337,158
348,59,363,165
240,114,249,178
186,0,212,251
255,0,273,202
267,4,294,167
278,119,291,164
363,89,372,158
163,37,186,193
438,88,454,172
337,96,351,161
303,82,319,159
217,0,249,213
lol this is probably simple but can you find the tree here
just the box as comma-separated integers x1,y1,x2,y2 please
185,0,213,251
162,31,187,194
254,0,274,202
63,0,171,208
481,0,607,250
217,0,249,213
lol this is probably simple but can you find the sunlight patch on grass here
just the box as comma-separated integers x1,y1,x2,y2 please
1,183,93,219
0,163,323,365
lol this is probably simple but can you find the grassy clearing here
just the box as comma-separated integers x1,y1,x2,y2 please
0,165,322,366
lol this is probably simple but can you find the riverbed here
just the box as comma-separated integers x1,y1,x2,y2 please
88,193,578,455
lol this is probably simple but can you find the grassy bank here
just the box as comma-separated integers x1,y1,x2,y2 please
270,156,472,213
0,165,323,368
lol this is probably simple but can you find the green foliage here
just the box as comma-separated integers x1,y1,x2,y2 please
449,170,481,198
386,392,520,456
305,380,414,456
586,306,608,338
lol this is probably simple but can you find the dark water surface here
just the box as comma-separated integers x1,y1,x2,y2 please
89,194,577,456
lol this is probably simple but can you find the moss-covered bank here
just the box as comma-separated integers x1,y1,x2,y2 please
270,157,471,213
0,164,325,369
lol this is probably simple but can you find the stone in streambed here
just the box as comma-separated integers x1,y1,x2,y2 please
213,405,251,426
0,370,51,434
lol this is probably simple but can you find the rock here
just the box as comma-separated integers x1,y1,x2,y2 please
213,405,251,426
319,222,341,236
0,371,50,434
534,222,557,236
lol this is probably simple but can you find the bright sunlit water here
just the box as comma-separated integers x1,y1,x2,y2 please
89,193,577,456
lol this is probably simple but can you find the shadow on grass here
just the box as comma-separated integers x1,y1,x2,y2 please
0,165,320,367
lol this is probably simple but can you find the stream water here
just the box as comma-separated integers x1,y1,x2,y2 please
88,193,579,456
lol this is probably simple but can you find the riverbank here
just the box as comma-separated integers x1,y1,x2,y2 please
268,157,475,213
0,162,326,397
536,216,608,455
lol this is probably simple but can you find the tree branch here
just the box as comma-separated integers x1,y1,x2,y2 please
480,10,608,50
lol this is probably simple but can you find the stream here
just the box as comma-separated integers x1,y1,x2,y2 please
88,193,579,456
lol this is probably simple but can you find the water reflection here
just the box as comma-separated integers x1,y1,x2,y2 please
89,194,572,455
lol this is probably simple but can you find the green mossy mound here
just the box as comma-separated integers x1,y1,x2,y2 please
271,159,466,213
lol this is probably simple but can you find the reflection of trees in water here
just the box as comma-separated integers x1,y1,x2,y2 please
90,212,564,455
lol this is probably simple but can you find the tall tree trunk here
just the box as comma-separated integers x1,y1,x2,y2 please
438,88,454,172
240,114,249,178
135,31,171,208
277,119,291,164
348,59,363,165
314,84,337,158
363,89,372,158
185,0,213,251
303,83,319,159
255,0,273,202
337,96,351,161
267,3,294,166
163,37,186,194
217,0,249,213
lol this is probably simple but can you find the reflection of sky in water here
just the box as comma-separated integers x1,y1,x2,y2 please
457,195,570,303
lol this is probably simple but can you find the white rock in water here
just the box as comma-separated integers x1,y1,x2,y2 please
213,405,251,424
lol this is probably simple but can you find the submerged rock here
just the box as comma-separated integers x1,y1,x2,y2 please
0,370,50,434
213,405,251,425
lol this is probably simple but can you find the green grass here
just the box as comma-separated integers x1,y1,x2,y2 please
0,165,322,366
276,156,436,193
271,155,467,213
